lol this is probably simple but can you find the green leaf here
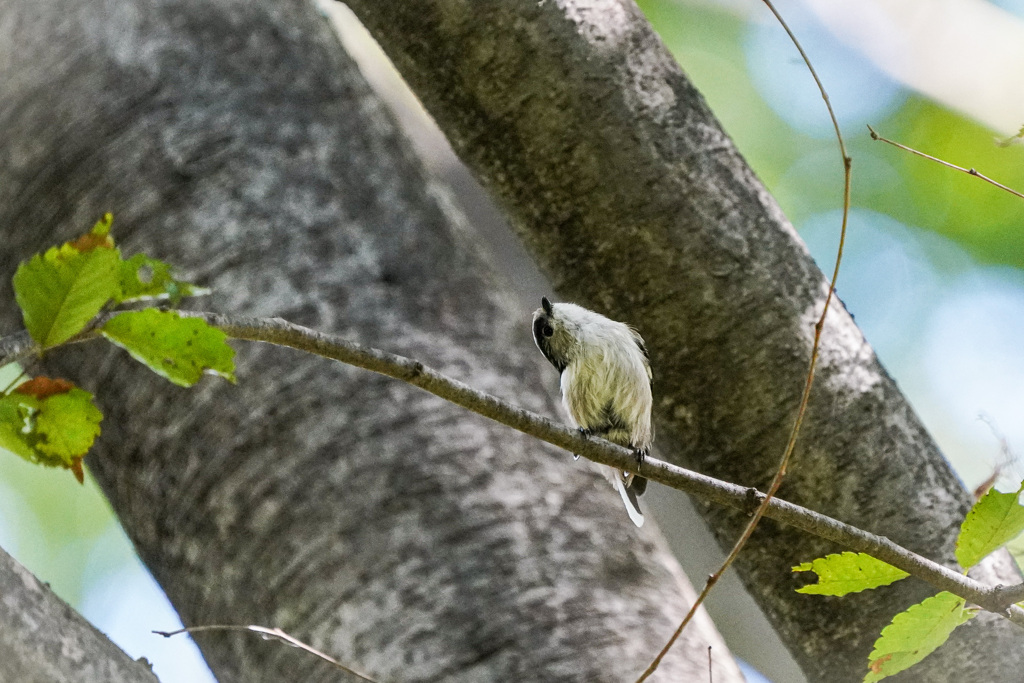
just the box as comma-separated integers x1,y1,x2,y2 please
865,592,976,682
0,393,37,460
956,483,1024,569
13,244,120,348
793,552,910,596
91,212,114,237
118,253,209,304
0,380,102,475
33,388,103,464
1005,529,1024,577
100,309,236,387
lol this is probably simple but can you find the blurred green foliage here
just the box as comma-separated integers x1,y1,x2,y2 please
883,100,1024,267
1,457,118,606
637,0,1024,269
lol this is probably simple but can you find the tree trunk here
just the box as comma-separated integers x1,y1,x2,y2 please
338,0,1024,680
0,0,740,681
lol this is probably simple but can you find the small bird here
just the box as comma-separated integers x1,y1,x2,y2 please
532,297,653,527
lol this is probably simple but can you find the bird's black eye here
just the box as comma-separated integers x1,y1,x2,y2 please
541,324,554,338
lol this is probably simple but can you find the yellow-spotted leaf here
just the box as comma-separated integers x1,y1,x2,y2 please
864,592,976,682
793,552,909,596
956,483,1024,569
32,388,102,464
0,393,36,461
100,309,235,387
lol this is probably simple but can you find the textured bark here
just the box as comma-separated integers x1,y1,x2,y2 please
0,547,159,683
0,0,741,682
337,0,1024,681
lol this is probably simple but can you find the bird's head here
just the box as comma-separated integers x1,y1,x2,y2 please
532,296,581,373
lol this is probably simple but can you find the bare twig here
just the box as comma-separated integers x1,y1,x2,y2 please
153,624,379,682
868,125,1024,201
635,1,854,677
973,414,1018,499
4,313,1024,623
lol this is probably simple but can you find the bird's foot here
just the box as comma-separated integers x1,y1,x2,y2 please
574,427,593,461
633,447,648,473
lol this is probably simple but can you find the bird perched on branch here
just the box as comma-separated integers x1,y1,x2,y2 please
532,297,653,527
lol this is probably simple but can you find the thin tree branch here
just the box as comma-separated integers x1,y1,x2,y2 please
636,1,855,677
153,625,379,682
3,311,1023,623
868,125,1024,201
993,583,1024,607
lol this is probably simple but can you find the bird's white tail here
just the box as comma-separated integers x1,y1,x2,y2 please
614,474,645,527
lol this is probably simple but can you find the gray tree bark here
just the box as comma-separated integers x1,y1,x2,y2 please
0,0,740,682
337,0,1024,681
0,546,159,683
